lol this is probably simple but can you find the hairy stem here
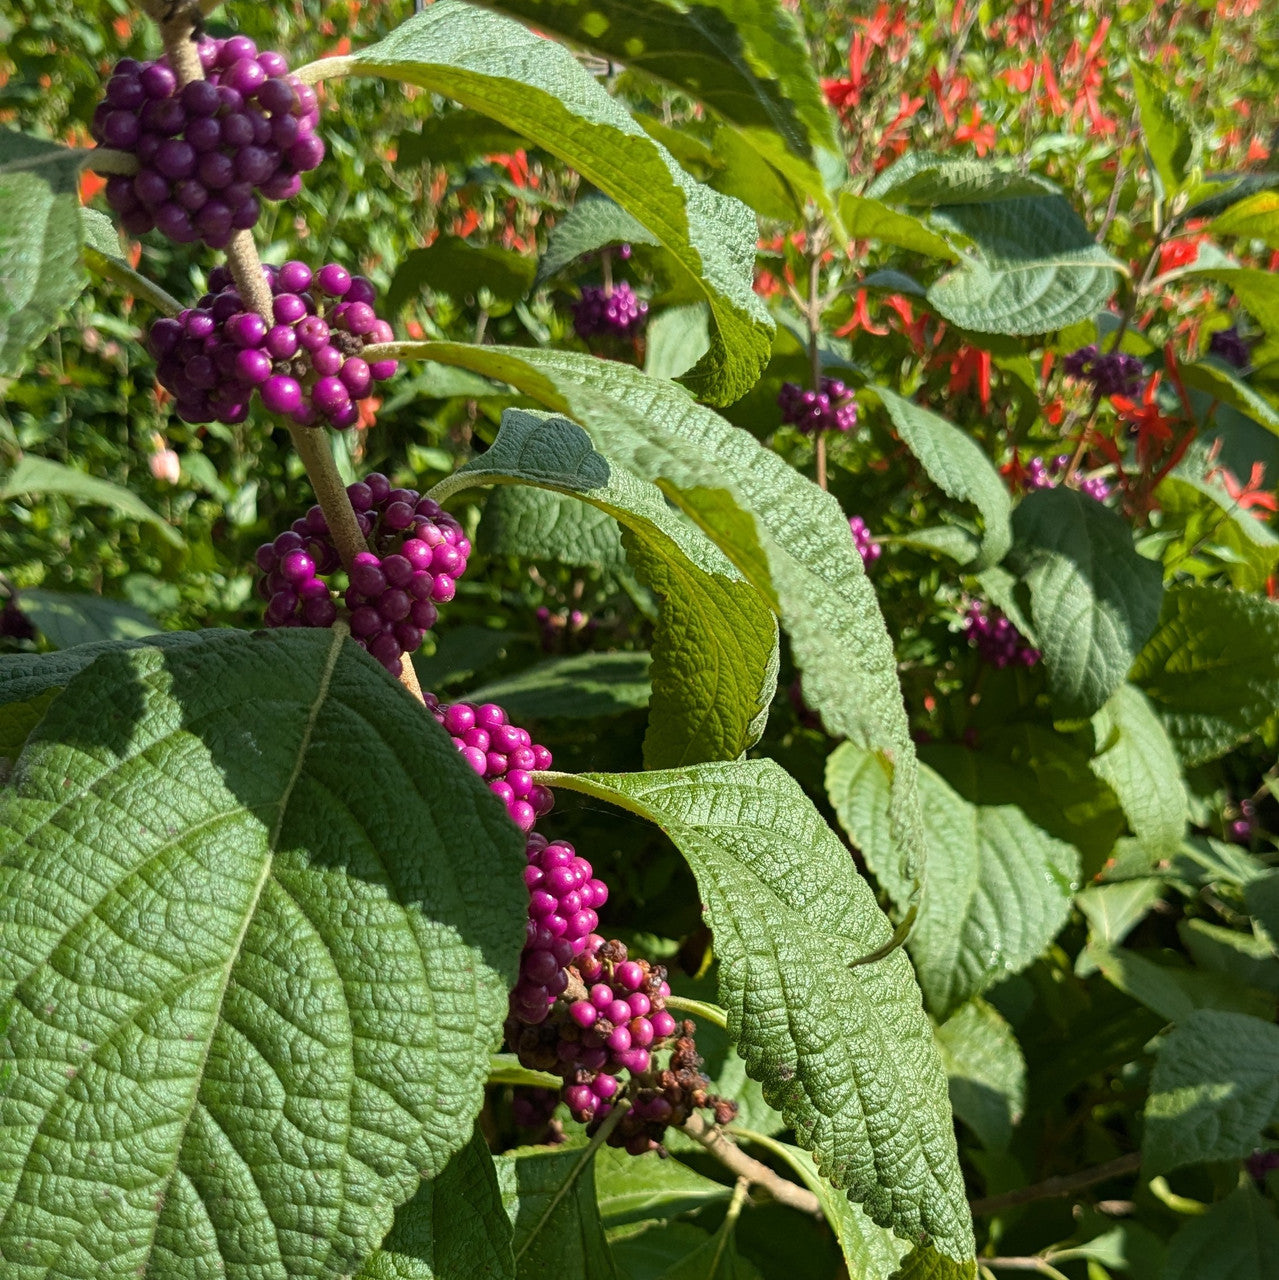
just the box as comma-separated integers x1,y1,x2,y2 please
681,1114,822,1217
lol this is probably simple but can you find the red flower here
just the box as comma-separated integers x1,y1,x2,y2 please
834,289,888,337
1111,373,1177,466
948,346,992,410
1211,461,1278,514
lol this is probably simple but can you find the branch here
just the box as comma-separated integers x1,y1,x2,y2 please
680,1114,821,1217
969,1152,1143,1217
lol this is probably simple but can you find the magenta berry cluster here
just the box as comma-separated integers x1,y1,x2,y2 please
1022,455,1111,503
536,605,598,654
1063,345,1145,398
1227,799,1257,844
148,262,396,426
572,282,648,339
94,37,323,247
427,700,555,833
778,377,858,433
849,515,880,567
255,472,468,675
963,601,1040,669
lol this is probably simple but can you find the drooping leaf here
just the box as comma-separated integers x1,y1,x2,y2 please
0,629,528,1278
1089,683,1186,861
479,484,627,569
308,1,772,404
1144,1010,1279,1173
1179,919,1279,996
1,453,182,546
1163,1186,1279,1280
404,341,927,891
933,1000,1026,1152
466,651,652,719
927,197,1122,336
1129,61,1194,195
870,387,1011,568
594,1146,731,1231
1129,583,1279,765
16,588,160,648
838,193,957,259
1076,880,1166,959
388,235,537,312
1177,359,1279,436
553,759,975,1262
1245,872,1279,952
355,1130,515,1279
827,743,1079,1017
1010,487,1164,718
0,130,88,376
536,196,658,285
644,303,712,382
866,153,1056,206
497,1145,619,1280
438,408,778,765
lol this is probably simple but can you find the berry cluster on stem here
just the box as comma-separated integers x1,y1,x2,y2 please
963,601,1040,668
778,377,858,433
572,281,648,340
1062,344,1145,398
1021,453,1111,502
849,515,880,567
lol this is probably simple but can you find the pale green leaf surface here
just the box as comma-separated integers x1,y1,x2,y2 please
536,196,658,285
555,759,974,1261
644,304,712,382
1077,881,1165,961
1129,584,1279,765
1011,487,1164,717
466,651,652,719
865,154,1056,206
933,1000,1026,1152
479,484,627,569
594,1146,731,1230
17,589,159,649
324,2,772,404
1163,1186,1279,1280
1144,1010,1279,1173
837,194,956,258
889,1244,978,1280
0,630,527,1279
1090,946,1276,1023
828,744,1079,1018
1209,190,1279,250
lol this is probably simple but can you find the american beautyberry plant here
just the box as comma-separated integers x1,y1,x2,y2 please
2,2,1278,1279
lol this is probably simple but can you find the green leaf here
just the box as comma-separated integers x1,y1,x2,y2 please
1182,266,1279,339
1163,1185,1279,1280
594,1146,731,1231
396,108,528,166
442,408,778,765
865,154,1056,206
1208,190,1279,250
552,759,974,1261
1156,472,1279,593
388,235,537,312
1144,1010,1279,1173
1010,487,1164,718
1089,683,1186,861
1129,61,1194,194
888,1244,979,1280
406,342,927,892
1180,919,1279,995
466,651,652,719
926,197,1122,336
17,588,160,648
1178,359,1279,436
316,2,772,405
644,303,712,382
933,1000,1026,1152
1077,880,1165,957
611,1220,760,1280
498,1145,619,1280
837,193,957,259
536,196,658,285
1245,872,1279,952
1088,944,1275,1022
355,1130,515,1279
1129,583,1279,765
827,745,1079,1018
466,0,840,216
0,629,527,1279
0,130,88,376
479,484,627,569
1,453,182,546
0,687,58,772
869,388,1011,569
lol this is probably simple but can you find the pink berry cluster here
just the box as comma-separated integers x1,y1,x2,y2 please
426,699,555,833
849,515,880,567
1227,798,1257,844
963,601,1040,669
93,36,323,247
149,261,396,427
1021,454,1111,502
778,377,858,433
255,472,468,676
572,282,648,339
536,605,598,654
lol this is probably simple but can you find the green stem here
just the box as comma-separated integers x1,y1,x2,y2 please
84,250,182,317
664,996,729,1030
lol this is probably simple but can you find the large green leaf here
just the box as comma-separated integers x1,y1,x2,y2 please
1208,190,1279,250
827,744,1079,1018
0,629,527,1279
933,1000,1026,1152
1010,487,1164,718
1129,583,1279,765
926,196,1122,335
355,1130,515,1279
1,454,182,546
1144,1010,1279,1173
1163,1186,1279,1280
866,154,1057,206
551,759,975,1262
594,1145,731,1231
467,651,652,719
888,1245,978,1280
869,388,1011,569
436,408,778,765
837,193,957,259
1088,945,1275,1023
479,484,627,569
17,588,160,649
1089,683,1186,861
0,130,88,376
536,195,660,286
466,0,840,216
1129,61,1194,195
387,235,537,312
306,1,771,404
405,342,927,888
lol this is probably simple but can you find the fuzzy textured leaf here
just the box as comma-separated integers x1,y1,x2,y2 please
1163,1186,1279,1280
933,1000,1026,1152
554,759,975,1261
16,589,159,649
0,630,527,1279
866,154,1056,206
536,196,659,285
479,484,627,569
467,651,652,719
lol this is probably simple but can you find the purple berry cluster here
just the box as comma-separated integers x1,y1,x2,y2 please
93,37,323,247
255,472,468,675
1227,798,1257,844
426,700,555,833
1062,345,1145,398
1023,454,1111,502
1209,326,1252,370
778,378,858,433
849,515,880,567
536,605,598,654
148,261,396,426
963,601,1040,669
572,282,648,339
